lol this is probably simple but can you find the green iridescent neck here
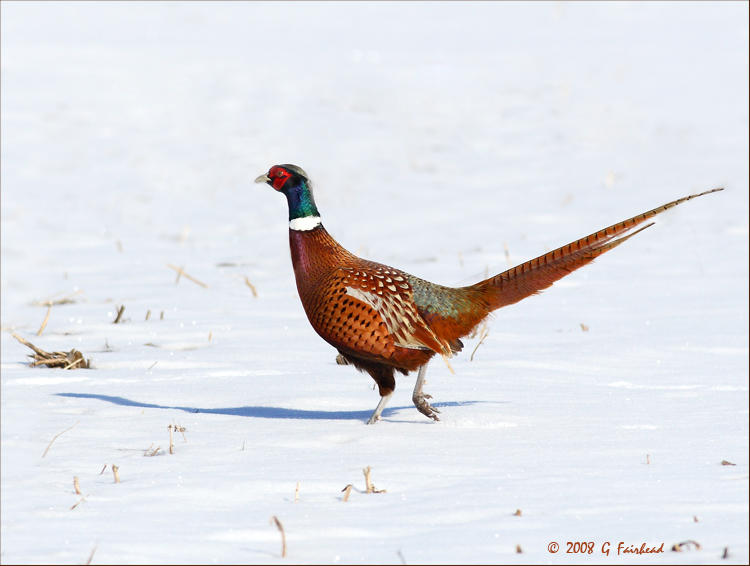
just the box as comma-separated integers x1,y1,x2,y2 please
284,179,320,221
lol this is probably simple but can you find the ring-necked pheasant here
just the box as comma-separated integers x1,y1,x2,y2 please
255,164,721,424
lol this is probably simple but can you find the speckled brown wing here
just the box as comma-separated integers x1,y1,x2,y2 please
303,263,453,370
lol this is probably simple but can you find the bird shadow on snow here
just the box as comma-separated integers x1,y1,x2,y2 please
54,392,491,422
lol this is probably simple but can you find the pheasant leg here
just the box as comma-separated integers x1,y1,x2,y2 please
412,364,440,421
367,392,393,424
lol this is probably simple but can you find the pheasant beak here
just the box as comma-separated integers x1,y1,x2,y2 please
254,173,271,184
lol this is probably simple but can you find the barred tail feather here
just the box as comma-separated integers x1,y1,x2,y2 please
473,188,723,311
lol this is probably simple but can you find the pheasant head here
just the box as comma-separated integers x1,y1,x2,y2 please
255,164,320,228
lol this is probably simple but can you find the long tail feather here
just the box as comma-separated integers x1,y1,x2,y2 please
473,188,723,311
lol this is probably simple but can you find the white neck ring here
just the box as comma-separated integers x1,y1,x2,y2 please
289,216,322,231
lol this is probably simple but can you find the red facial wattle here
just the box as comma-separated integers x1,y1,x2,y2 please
269,166,292,191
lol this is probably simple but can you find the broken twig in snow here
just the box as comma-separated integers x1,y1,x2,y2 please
70,495,88,510
341,484,353,502
270,515,287,558
85,544,98,565
13,333,90,369
671,540,701,552
113,305,125,324
363,466,386,494
168,424,186,454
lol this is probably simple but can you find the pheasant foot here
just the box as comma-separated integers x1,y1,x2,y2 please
412,393,440,421
412,364,440,421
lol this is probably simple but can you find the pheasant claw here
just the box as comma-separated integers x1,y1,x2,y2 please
413,394,441,421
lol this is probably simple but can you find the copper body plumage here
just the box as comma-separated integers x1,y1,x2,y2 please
256,164,722,424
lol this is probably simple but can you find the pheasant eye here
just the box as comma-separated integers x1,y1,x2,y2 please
277,170,285,177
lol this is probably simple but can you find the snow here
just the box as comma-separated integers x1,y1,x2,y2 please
1,2,748,564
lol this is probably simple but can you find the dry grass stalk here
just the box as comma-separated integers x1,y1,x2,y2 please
145,309,151,321
37,305,52,336
74,476,82,495
168,424,186,454
32,290,83,306
208,331,213,342
143,444,161,457
62,355,86,370
70,495,88,510
294,481,300,503
112,464,120,484
470,324,489,362
270,515,287,558
13,333,90,370
441,353,455,375
41,420,79,458
513,509,522,517
722,547,729,559
397,550,407,564
363,466,386,494
515,545,523,554
113,305,125,324
693,515,699,523
99,464,107,475
646,454,651,465
147,361,158,370
167,264,208,288
335,354,350,365
85,544,98,565
363,466,373,492
580,322,589,332
671,540,701,552
721,460,736,466
244,276,258,297
503,242,511,266
14,333,49,358
467,319,489,340
341,484,353,502
160,310,165,320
